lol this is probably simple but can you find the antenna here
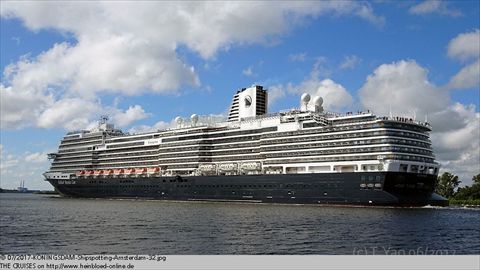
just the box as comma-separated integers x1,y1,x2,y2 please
99,115,109,125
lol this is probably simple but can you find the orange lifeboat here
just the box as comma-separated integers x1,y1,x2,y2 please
93,170,103,177
147,167,160,175
104,169,114,176
124,168,135,175
136,168,147,175
113,169,124,176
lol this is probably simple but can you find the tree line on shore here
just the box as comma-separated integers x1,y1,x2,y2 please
435,172,480,204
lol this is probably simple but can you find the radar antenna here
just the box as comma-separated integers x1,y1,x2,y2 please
99,115,109,125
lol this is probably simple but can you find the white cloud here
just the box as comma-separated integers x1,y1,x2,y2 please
0,84,54,129
359,60,449,117
339,55,361,70
36,98,101,130
242,66,254,77
270,57,352,111
0,88,151,131
287,58,353,111
128,120,173,134
267,85,287,107
24,151,50,163
0,155,19,175
289,53,307,62
0,147,52,190
112,105,150,128
409,0,462,17
358,60,479,185
447,29,480,62
448,60,480,90
433,103,480,184
1,2,384,130
446,30,480,90
293,78,354,112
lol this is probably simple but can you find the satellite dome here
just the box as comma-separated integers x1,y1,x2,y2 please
190,114,199,125
312,96,323,106
175,116,183,124
301,93,311,104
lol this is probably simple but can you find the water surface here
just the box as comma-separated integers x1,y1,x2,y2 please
1,193,478,254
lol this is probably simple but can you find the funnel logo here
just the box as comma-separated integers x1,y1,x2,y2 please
244,95,252,108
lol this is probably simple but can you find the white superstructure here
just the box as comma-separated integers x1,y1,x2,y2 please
45,85,439,180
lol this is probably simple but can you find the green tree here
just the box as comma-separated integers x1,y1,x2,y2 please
435,172,460,198
454,174,480,200
473,174,480,185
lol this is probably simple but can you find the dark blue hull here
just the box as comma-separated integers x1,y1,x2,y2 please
47,172,448,206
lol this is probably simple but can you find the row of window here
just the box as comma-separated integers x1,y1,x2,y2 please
264,147,432,159
59,139,103,149
84,183,344,190
264,122,428,139
55,138,432,166
61,135,103,144
261,138,430,153
105,134,156,144
264,154,434,164
262,130,429,146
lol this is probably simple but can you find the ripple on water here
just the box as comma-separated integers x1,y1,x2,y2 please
1,194,479,254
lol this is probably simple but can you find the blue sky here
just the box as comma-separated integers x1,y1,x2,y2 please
1,1,479,190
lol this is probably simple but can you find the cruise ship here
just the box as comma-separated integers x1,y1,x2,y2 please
44,85,448,206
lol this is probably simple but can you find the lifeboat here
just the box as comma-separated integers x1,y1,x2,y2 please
75,170,85,177
85,170,94,176
93,170,103,177
113,169,124,175
136,168,147,175
241,162,261,171
124,168,135,175
218,163,237,171
199,164,216,172
147,167,160,175
104,169,114,176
